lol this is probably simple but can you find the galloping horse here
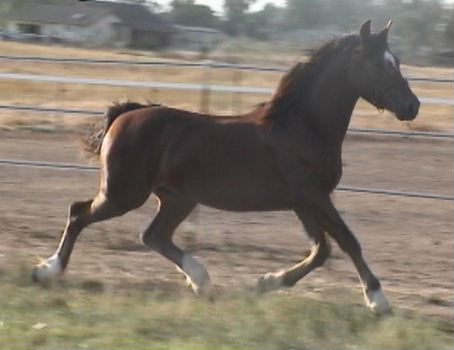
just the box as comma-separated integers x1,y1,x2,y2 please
32,20,419,314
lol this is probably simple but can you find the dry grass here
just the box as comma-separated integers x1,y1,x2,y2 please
0,40,173,60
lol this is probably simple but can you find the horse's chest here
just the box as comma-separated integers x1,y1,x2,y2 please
289,151,343,193
311,159,342,191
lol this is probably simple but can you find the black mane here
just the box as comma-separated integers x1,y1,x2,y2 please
261,34,360,126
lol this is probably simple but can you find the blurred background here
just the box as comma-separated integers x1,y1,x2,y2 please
0,0,452,122
0,0,452,65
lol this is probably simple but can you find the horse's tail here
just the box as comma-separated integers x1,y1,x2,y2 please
83,101,158,157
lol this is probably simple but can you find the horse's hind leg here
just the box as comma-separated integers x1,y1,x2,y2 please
141,194,212,297
31,192,127,283
257,210,330,292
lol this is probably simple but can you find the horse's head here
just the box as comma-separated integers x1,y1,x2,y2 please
350,20,420,121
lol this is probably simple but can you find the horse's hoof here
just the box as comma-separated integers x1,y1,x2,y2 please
365,288,392,315
193,281,214,302
257,272,284,293
31,255,62,284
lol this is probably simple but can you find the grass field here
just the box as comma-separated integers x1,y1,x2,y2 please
0,267,452,349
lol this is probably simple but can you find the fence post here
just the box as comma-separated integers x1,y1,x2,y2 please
231,67,243,114
56,81,65,125
199,60,212,113
149,88,159,104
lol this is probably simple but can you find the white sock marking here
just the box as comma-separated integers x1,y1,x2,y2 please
181,254,211,296
34,254,62,282
365,287,391,314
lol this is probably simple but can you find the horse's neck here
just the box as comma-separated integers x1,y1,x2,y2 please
304,60,358,145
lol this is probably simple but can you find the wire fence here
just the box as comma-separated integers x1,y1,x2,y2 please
1,104,452,140
0,72,452,106
0,158,452,201
0,55,452,203
0,54,453,83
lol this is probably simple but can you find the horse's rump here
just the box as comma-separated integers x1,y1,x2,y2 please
83,101,161,156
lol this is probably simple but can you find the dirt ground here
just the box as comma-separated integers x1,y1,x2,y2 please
0,128,452,320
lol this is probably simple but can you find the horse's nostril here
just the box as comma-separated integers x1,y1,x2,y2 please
407,101,419,118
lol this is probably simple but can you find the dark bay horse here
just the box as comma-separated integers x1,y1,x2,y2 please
32,20,419,314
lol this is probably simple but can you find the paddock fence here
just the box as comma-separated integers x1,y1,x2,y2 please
0,55,452,202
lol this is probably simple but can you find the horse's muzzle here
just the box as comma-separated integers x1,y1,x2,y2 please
395,95,420,121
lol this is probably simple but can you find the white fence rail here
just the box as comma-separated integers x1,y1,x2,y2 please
0,55,453,83
0,72,452,106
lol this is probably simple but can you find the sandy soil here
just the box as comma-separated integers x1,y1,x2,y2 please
0,129,452,319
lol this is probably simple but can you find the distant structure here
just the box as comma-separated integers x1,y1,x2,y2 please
2,0,176,48
174,25,225,52
274,29,342,49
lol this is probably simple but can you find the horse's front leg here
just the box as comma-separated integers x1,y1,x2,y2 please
257,210,330,292
311,194,391,315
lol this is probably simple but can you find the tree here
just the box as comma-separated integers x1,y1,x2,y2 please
223,0,256,36
392,0,444,50
245,4,284,40
0,0,28,27
169,0,219,28
284,0,323,30
444,12,454,45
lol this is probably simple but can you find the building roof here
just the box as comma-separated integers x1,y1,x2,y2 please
7,2,105,26
6,0,175,32
175,25,222,34
94,1,174,32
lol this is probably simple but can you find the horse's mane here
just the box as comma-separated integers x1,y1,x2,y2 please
261,34,360,126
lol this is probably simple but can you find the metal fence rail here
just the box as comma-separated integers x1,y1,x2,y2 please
0,158,99,171
1,103,452,140
0,72,452,106
0,104,104,116
0,72,272,94
0,54,453,83
0,158,452,201
336,186,453,201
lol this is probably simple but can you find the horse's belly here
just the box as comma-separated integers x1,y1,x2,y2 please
199,194,293,212
157,124,294,210
182,171,293,211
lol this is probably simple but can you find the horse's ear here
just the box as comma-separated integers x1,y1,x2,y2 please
385,19,393,31
359,19,371,44
377,19,393,42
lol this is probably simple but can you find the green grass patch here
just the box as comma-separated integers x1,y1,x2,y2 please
0,268,452,349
